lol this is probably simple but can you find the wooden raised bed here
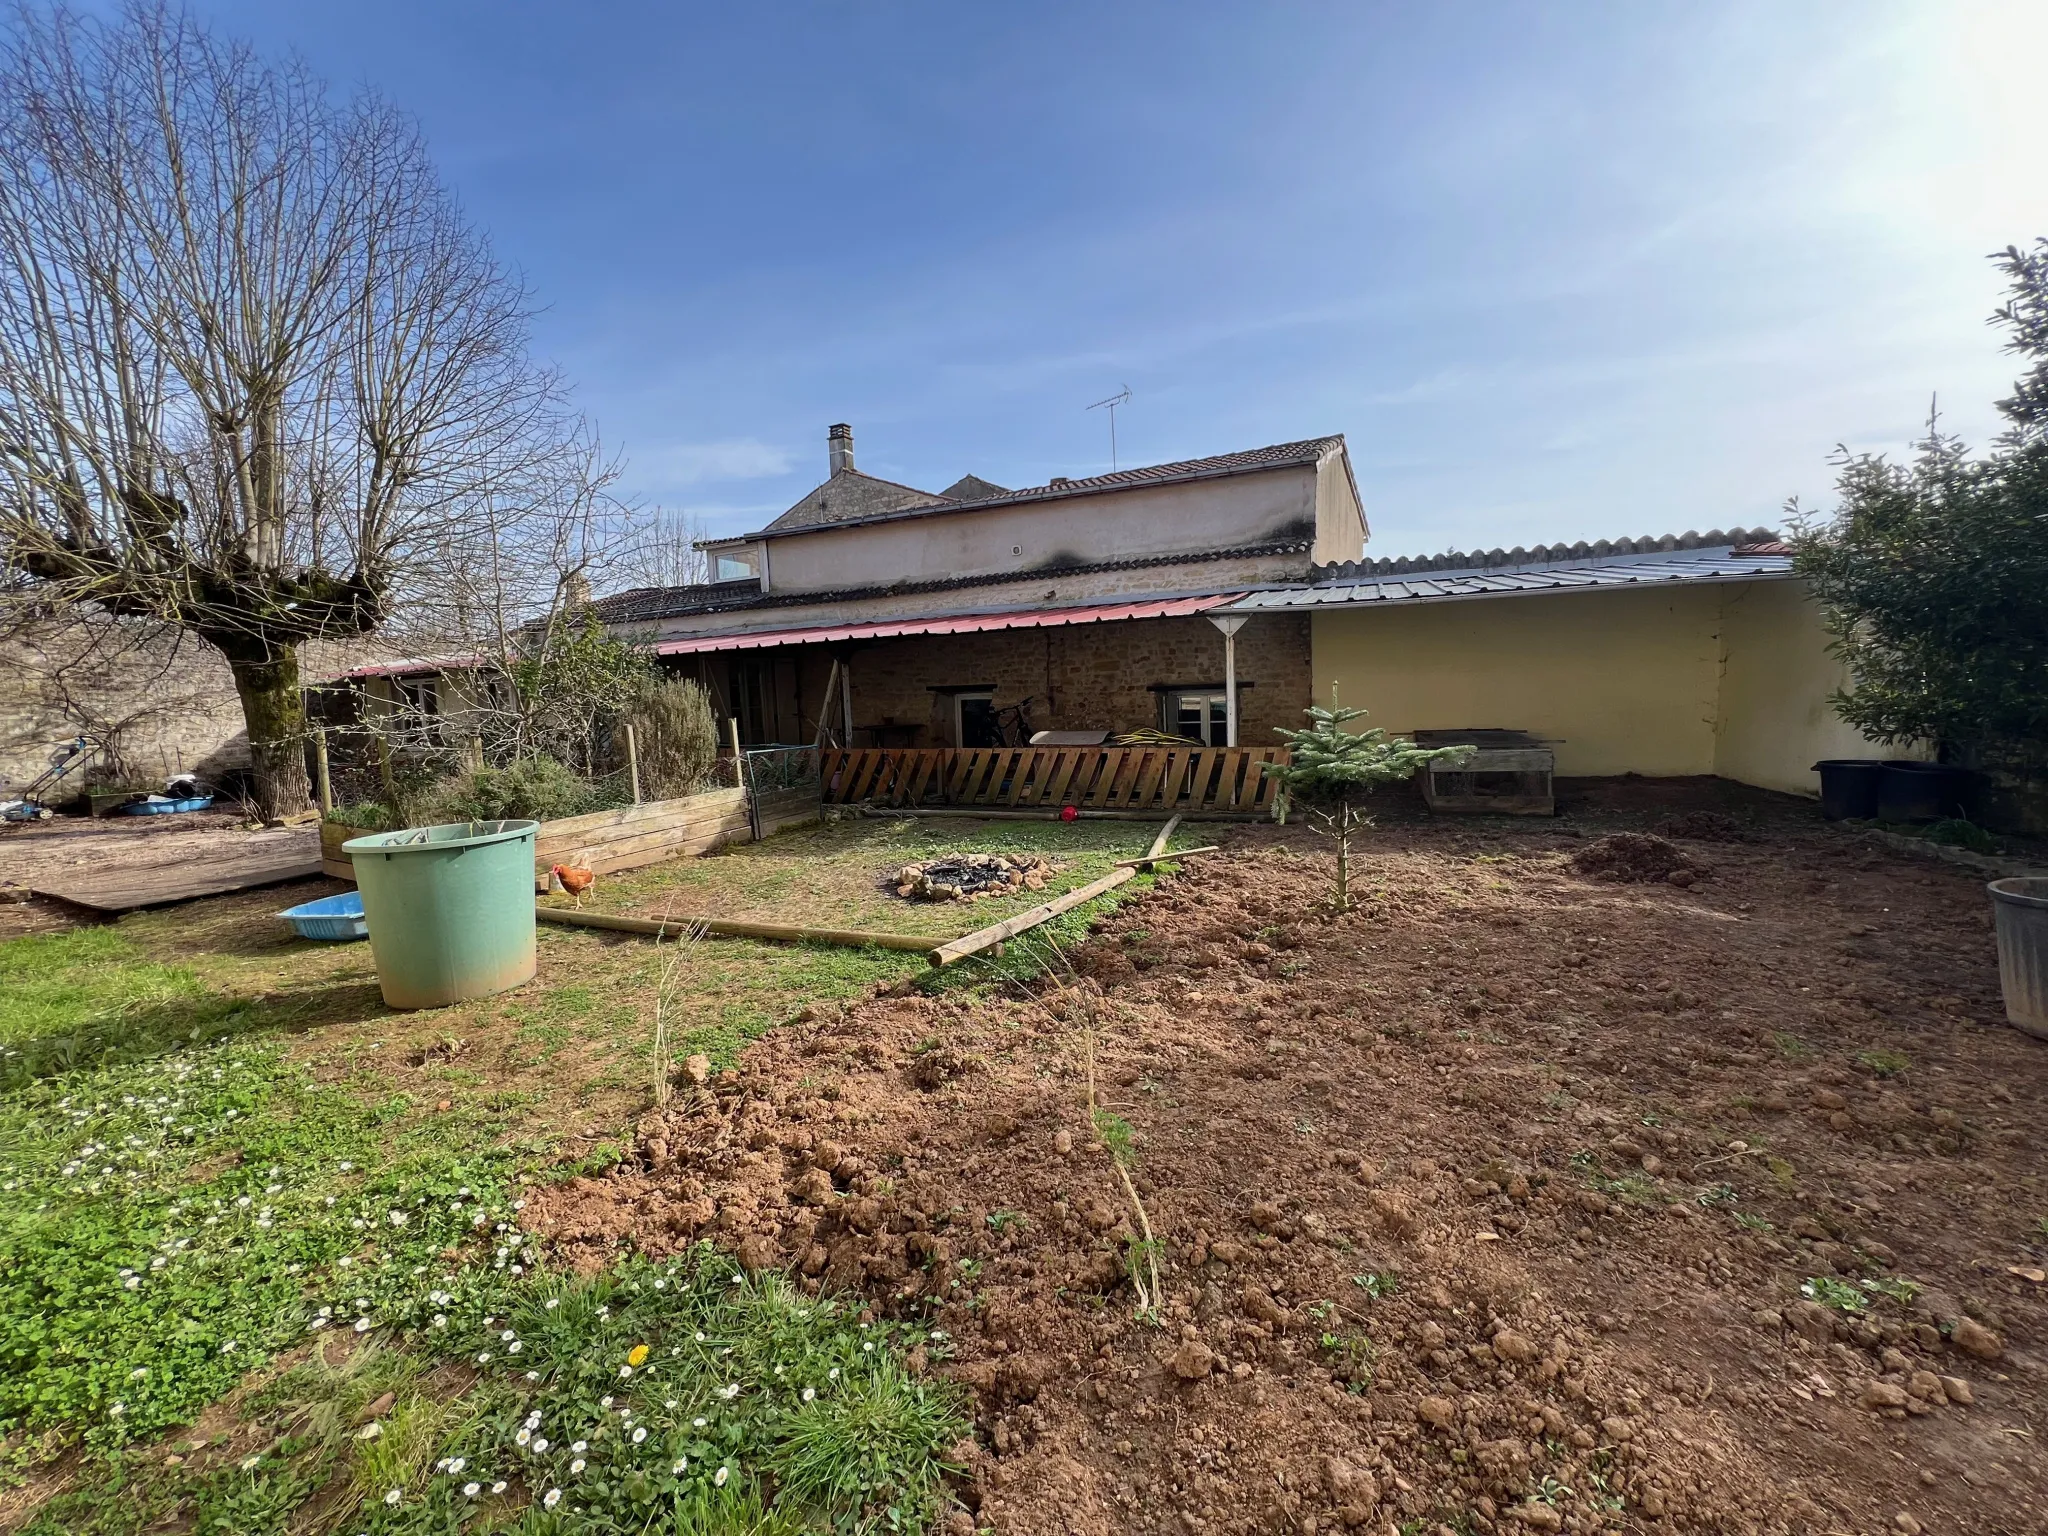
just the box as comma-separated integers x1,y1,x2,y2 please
319,787,758,889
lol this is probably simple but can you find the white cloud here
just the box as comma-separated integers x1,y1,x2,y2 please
633,439,795,486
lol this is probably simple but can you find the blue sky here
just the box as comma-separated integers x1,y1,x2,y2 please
186,0,2047,557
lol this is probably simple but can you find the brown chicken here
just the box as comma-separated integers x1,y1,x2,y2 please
550,863,595,907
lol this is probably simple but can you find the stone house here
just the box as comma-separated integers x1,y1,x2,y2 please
592,425,1364,748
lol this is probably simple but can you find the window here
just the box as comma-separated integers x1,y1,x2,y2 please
393,676,442,745
955,691,998,747
715,555,755,582
1163,689,1227,745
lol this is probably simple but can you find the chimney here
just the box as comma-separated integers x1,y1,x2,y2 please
828,423,855,476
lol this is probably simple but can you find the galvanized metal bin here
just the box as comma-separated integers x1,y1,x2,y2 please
343,820,538,1010
1990,877,2048,1040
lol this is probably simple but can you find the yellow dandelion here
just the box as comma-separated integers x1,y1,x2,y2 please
626,1343,650,1368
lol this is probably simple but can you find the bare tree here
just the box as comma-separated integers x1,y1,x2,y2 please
0,3,599,815
612,505,713,592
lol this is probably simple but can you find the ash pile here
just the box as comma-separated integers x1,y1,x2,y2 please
893,853,1053,902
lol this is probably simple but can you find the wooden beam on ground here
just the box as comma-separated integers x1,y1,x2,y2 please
1111,844,1220,869
928,815,1181,969
535,903,932,952
869,807,1238,821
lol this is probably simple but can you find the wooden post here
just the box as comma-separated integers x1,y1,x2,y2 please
813,657,841,749
376,731,395,803
728,715,742,761
840,655,854,745
625,723,642,804
469,734,485,774
313,727,333,817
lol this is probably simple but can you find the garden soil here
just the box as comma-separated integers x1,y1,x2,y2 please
522,789,2048,1536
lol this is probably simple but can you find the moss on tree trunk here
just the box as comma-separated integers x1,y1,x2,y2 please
227,647,311,819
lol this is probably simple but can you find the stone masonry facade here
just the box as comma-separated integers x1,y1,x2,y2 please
690,612,1312,748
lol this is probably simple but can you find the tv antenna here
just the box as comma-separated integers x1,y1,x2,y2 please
1087,386,1132,471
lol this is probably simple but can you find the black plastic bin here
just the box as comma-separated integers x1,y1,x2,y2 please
1813,759,1883,821
1878,761,1972,823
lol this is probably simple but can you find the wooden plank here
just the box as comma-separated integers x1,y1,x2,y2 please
930,815,1180,967
1112,843,1219,869
1085,748,1130,808
903,749,942,806
537,905,933,952
998,749,1034,807
1043,748,1082,807
32,846,325,914
1132,748,1174,810
1012,749,1049,807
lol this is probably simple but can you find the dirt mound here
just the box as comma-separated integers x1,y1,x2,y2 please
1571,831,1707,885
1657,811,1755,843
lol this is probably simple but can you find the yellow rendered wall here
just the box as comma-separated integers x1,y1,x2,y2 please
1309,578,1906,792
1310,585,1726,776
1711,577,1916,793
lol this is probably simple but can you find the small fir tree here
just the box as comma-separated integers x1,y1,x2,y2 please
1264,691,1473,911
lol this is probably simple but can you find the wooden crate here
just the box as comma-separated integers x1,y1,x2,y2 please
1415,731,1555,817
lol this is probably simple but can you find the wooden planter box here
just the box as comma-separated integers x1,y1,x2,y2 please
320,788,757,888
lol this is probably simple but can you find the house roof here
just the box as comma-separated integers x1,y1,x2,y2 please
939,473,1011,500
1230,532,1793,613
760,467,952,534
740,434,1348,543
587,537,1315,627
648,593,1240,657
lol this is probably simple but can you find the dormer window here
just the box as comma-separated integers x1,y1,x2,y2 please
715,554,754,582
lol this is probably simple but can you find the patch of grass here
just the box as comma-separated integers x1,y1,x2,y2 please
1800,1276,1866,1313
25,1250,965,1535
0,1035,530,1450
1855,1048,1910,1078
1314,1327,1376,1388
1350,1270,1400,1300
1733,1211,1775,1233
1859,1275,1923,1306
0,927,274,1088
1771,1031,1813,1062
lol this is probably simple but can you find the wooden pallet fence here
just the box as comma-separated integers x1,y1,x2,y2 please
821,746,1288,817
533,789,752,887
317,788,756,887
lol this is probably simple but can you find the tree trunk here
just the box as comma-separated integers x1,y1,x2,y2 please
227,647,312,819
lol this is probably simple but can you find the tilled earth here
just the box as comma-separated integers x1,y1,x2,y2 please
524,794,2048,1536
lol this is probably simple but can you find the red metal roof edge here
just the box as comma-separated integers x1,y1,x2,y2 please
649,593,1242,656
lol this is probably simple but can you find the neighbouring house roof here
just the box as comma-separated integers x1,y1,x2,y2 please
588,537,1315,627
938,473,1011,500
1230,534,1794,613
761,468,953,533
648,593,1241,657
741,435,1349,543
331,655,486,681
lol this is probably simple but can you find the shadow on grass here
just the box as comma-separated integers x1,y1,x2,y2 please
0,980,389,1091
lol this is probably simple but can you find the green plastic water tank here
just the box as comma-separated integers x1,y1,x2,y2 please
343,819,538,1009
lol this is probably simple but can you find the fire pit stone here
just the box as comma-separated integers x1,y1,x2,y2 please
895,852,1054,902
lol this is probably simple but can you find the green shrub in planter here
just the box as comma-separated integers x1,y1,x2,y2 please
423,756,596,824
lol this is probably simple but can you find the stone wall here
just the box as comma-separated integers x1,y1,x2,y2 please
1,616,371,800
681,612,1312,748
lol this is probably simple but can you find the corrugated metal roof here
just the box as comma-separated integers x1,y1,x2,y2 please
335,655,484,680
1229,546,1795,612
649,593,1239,656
